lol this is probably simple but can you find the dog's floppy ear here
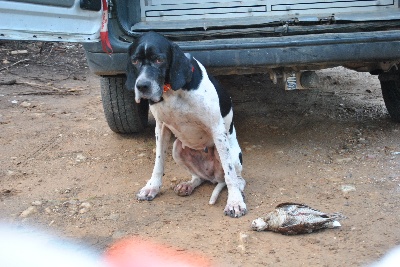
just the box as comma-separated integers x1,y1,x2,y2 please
125,45,137,91
169,43,193,90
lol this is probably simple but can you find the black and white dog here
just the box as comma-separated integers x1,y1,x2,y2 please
125,32,247,218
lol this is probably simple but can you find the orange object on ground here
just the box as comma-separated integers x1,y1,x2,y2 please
105,237,213,267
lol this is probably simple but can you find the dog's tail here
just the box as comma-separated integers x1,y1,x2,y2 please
209,182,226,205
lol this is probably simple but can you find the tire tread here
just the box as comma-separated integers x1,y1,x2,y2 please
380,73,400,123
100,76,148,133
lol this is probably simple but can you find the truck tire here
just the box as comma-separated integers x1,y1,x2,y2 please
379,69,400,123
100,75,149,133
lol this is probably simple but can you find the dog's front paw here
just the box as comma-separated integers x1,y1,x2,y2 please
224,191,247,218
224,202,247,218
136,186,160,201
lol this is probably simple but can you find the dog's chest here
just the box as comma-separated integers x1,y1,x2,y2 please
150,90,219,150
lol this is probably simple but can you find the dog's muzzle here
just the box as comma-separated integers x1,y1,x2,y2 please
136,80,152,93
134,79,163,104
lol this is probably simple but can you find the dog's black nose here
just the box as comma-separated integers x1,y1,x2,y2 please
136,80,151,92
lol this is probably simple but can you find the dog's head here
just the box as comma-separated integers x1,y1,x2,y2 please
125,32,193,103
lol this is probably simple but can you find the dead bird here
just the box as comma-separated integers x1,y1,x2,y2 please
251,202,345,235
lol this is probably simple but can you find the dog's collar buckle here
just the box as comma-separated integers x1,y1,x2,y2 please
163,66,195,93
163,83,172,92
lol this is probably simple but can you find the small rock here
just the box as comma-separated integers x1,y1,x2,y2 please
20,101,31,108
44,207,52,214
79,202,92,213
76,154,86,162
20,206,37,218
341,185,356,193
137,153,146,157
31,200,42,206
80,202,92,209
64,188,72,194
79,208,89,214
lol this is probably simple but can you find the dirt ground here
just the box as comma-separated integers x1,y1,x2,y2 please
1,41,399,266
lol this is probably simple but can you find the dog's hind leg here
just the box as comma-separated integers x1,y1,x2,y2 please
174,175,203,196
209,182,226,205
172,139,216,196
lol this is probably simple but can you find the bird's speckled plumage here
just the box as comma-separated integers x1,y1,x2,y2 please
251,202,345,235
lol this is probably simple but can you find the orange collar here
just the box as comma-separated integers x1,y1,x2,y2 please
163,66,195,93
163,83,172,92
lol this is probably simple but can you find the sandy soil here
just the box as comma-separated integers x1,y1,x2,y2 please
1,41,399,266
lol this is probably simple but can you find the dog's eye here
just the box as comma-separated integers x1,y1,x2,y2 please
155,58,164,64
132,58,139,65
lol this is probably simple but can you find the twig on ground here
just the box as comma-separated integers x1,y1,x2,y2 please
15,81,63,91
0,78,83,95
15,82,83,95
0,59,29,72
16,89,83,96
